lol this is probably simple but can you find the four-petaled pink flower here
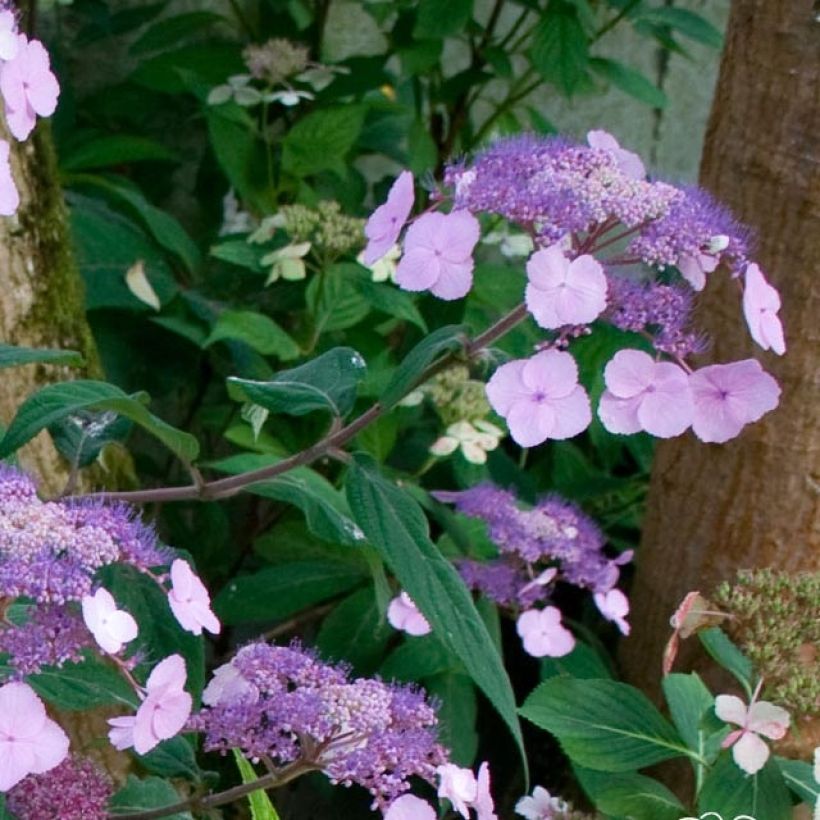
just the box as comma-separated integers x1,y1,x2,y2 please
593,588,631,636
525,244,608,329
486,350,591,448
395,210,480,300
516,607,575,658
387,591,431,637
81,587,138,655
0,682,69,791
715,686,790,775
677,234,729,291
743,263,785,355
587,129,645,179
0,140,19,216
598,349,693,438
363,171,414,265
689,359,780,443
108,654,192,755
0,34,59,141
168,559,220,636
384,794,437,820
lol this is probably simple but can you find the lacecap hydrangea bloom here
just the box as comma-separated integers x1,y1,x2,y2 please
364,129,786,450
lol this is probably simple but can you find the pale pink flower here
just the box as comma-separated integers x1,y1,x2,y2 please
168,559,220,636
363,171,414,265
586,129,645,179
387,591,431,637
81,587,138,654
0,11,18,61
395,210,480,300
743,263,785,355
689,359,780,443
597,349,693,438
716,686,790,775
486,350,591,448
593,588,630,636
525,244,608,329
0,140,19,216
0,34,59,141
108,654,192,755
384,794,437,820
515,786,573,819
437,763,477,819
677,234,729,291
473,761,497,820
0,682,69,791
516,607,575,658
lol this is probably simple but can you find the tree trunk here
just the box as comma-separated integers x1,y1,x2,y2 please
622,0,820,718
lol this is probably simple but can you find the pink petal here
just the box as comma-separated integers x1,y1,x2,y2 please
744,263,780,311
526,245,569,290
521,350,579,398
430,258,474,300
151,691,192,742
561,255,607,320
506,400,555,448
678,255,706,291
758,312,786,355
384,795,437,820
747,701,790,740
106,610,139,644
603,349,655,399
546,386,592,440
485,361,528,416
586,129,619,152
715,694,747,727
395,247,441,292
363,171,414,264
636,363,693,438
598,391,643,434
525,282,562,329
0,740,36,791
731,730,770,775
27,718,69,775
438,210,480,263
146,655,187,695
107,715,136,751
0,682,46,737
474,761,498,820
170,559,194,600
719,359,781,422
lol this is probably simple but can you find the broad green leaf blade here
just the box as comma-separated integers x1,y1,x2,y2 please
140,736,204,782
590,58,668,108
529,2,589,95
0,380,199,463
205,310,301,360
574,767,685,820
426,672,478,766
0,344,83,370
60,135,179,171
307,266,372,334
520,678,690,772
662,672,714,753
776,757,819,803
130,11,226,55
227,347,367,418
345,458,528,777
698,755,792,818
210,240,265,273
213,561,366,625
380,635,457,682
282,106,365,177
637,7,724,49
381,325,467,409
414,0,473,38
540,640,613,681
699,627,754,697
233,751,281,820
109,776,192,819
352,276,427,332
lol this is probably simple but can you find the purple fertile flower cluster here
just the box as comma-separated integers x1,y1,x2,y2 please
5,754,112,820
191,641,447,811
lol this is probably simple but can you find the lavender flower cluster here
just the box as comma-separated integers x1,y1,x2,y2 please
191,641,448,811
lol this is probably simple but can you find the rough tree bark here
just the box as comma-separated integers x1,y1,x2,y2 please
622,0,820,742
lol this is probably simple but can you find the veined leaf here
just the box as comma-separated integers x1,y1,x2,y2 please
0,344,83,370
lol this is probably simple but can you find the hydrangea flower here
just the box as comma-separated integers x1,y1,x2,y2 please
0,140,18,216
261,241,311,283
516,786,581,819
597,349,693,438
0,34,59,141
689,359,780,443
429,419,504,464
743,263,785,355
516,607,575,658
167,559,220,636
0,10,19,61
81,587,138,654
395,210,480,300
586,129,645,179
387,592,431,637
677,234,728,291
363,171,414,265
0,682,69,791
525,244,608,329
384,794,436,820
436,762,496,820
715,687,790,775
486,350,591,447
593,588,630,635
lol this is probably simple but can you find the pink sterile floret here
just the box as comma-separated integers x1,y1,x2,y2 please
743,263,786,355
0,34,59,142
386,591,431,637
525,243,608,329
363,171,415,265
81,587,138,655
689,359,780,443
597,348,693,438
0,681,69,791
383,794,437,820
586,129,646,180
0,140,19,216
168,558,221,636
0,11,18,62
437,763,477,819
108,654,192,755
516,607,575,658
593,588,631,636
486,350,591,448
395,210,480,300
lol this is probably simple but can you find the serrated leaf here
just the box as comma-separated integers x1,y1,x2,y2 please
227,347,367,418
109,776,192,819
426,672,478,766
205,310,301,360
282,106,365,177
698,755,791,817
699,627,754,697
0,344,83,370
520,677,691,771
574,768,685,820
0,380,199,463
529,2,589,95
306,266,372,334
139,735,204,782
352,276,427,332
662,672,714,754
590,58,667,108
413,0,473,38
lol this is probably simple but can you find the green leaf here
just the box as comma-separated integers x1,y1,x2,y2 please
0,380,199,463
139,736,204,782
352,277,427,332
414,0,472,38
28,654,138,710
49,411,132,468
61,135,179,171
282,106,365,177
699,627,754,697
213,561,366,625
109,776,192,819
205,310,301,360
131,43,244,94
777,757,819,803
520,678,691,772
590,58,668,108
130,11,226,55
210,240,265,273
407,119,438,174
637,7,724,49
698,755,791,817
426,672,478,766
529,2,589,95
380,634,457,682
574,768,685,820
662,673,714,754
227,347,367,418
381,324,466,408
233,751,281,820
540,640,613,681
306,266,372,333
345,458,528,776
0,343,83,370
